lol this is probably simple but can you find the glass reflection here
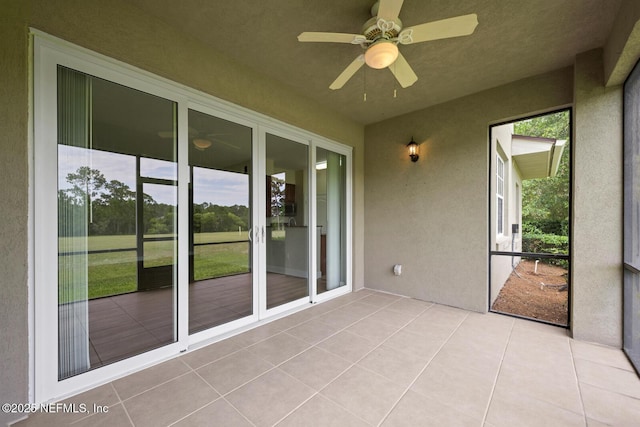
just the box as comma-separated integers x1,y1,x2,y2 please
188,109,253,334
57,66,177,379
316,148,347,294
265,134,309,309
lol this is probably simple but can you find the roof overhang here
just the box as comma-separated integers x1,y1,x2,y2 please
512,134,566,180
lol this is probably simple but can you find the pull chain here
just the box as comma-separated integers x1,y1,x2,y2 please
393,61,398,98
363,65,367,102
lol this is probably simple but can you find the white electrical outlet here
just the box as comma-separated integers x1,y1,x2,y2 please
393,264,402,276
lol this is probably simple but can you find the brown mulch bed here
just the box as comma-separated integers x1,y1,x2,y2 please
492,259,568,325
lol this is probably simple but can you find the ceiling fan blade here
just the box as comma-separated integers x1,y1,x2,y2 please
389,52,417,88
376,0,404,23
330,55,365,90
298,32,364,44
399,13,478,44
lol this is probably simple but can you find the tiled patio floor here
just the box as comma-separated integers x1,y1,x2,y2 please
15,289,640,426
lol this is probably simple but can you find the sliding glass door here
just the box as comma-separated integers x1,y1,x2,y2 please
56,66,178,379
264,133,310,311
35,35,352,402
316,147,348,295
188,109,254,334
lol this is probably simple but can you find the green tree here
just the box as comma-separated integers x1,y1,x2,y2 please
99,180,136,235
515,111,570,235
270,176,285,217
64,166,107,235
65,166,106,206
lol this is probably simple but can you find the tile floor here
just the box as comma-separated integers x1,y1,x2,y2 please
15,289,640,426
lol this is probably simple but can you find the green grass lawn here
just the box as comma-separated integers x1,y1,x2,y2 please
59,233,250,300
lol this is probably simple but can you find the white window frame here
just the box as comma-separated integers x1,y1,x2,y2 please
31,30,352,403
496,154,505,236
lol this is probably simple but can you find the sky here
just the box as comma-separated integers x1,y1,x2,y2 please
58,145,249,206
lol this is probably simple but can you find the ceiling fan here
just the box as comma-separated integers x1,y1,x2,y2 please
297,0,478,90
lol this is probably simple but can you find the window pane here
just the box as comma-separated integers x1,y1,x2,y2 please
624,59,640,371
490,112,570,327
491,254,568,326
316,148,347,294
265,134,309,309
57,66,177,379
188,109,253,334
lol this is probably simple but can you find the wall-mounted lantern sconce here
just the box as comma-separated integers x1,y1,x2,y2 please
407,137,419,162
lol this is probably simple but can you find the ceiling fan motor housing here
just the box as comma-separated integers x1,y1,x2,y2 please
362,16,402,42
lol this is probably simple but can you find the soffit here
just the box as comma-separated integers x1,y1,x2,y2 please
512,135,565,179
127,0,621,125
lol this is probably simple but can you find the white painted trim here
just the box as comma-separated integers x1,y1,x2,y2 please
27,32,36,404
259,125,313,318
31,29,354,403
310,140,353,299
177,98,190,350
309,142,318,303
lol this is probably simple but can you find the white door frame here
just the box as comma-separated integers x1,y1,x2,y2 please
31,30,352,404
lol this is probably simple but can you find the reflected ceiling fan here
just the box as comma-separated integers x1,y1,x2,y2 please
297,0,478,90
157,127,239,151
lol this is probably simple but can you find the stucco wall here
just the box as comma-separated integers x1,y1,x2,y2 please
490,123,522,305
0,1,30,425
2,0,365,423
364,68,573,312
604,0,640,86
572,49,623,347
26,0,366,291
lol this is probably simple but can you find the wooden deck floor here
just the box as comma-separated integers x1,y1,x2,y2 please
86,273,322,370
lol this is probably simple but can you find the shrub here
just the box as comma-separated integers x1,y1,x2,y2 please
522,219,567,235
522,233,569,268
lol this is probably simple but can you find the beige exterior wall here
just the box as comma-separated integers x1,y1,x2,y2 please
0,1,633,423
1,0,364,423
490,123,523,305
364,68,573,313
572,49,623,347
27,0,367,290
604,0,640,86
0,2,30,425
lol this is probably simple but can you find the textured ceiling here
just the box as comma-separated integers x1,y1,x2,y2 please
128,0,621,125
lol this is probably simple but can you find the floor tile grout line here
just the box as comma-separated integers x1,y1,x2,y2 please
487,323,590,421
265,296,422,427
270,390,374,427
376,312,471,427
568,339,589,424
187,343,259,371
75,295,435,425
185,366,259,426
181,290,380,361
66,382,127,426
221,395,259,427
479,317,515,426
165,399,216,427
115,369,195,404
268,345,374,426
110,296,166,342
89,293,428,426
227,294,373,347
212,301,383,427
175,301,389,404
108,382,136,427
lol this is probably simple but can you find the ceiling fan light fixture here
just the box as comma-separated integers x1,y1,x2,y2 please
193,138,212,150
364,40,398,69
